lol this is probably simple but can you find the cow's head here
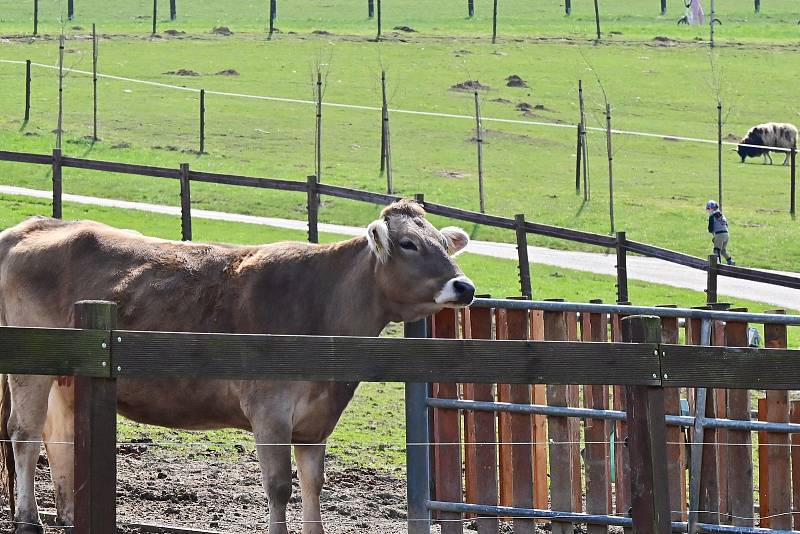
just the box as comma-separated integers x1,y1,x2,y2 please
736,139,765,162
366,199,475,322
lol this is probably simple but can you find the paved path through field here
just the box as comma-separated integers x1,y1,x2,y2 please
1,185,798,310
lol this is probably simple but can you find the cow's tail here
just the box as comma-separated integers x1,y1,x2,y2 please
0,374,15,517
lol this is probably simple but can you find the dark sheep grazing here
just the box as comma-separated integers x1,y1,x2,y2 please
736,122,797,165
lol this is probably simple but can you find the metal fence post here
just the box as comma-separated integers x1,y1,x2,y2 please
790,147,796,218
706,255,718,304
405,319,431,534
199,89,205,154
74,300,117,534
52,148,62,219
170,0,176,20
616,231,628,304
179,163,192,241
621,315,671,534
515,214,532,299
24,59,31,122
307,175,319,244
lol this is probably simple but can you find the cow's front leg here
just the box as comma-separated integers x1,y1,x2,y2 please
764,152,773,164
43,383,75,527
252,419,294,534
295,444,326,534
7,375,52,534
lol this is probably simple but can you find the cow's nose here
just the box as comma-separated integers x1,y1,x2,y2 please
453,278,476,303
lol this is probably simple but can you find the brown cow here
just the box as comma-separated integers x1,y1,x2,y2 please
0,199,474,534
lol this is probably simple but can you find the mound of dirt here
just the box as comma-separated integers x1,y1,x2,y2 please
652,35,678,45
491,98,512,104
212,26,233,35
164,29,186,36
163,69,200,76
506,74,528,88
516,102,534,112
215,69,239,76
450,80,490,92
312,29,331,35
438,170,472,179
393,25,417,32
111,142,131,149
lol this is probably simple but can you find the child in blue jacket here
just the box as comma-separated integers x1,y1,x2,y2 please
706,200,734,265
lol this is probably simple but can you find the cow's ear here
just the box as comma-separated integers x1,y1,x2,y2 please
366,220,391,263
441,227,470,255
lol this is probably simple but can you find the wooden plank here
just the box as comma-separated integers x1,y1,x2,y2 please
790,401,800,528
724,312,754,527
494,309,513,513
658,306,686,522
191,169,307,192
73,301,118,534
467,307,499,534
758,398,770,528
507,308,535,534
61,155,180,179
316,182,399,205
611,313,632,530
763,311,791,530
622,316,671,534
0,149,52,165
661,345,800,390
460,309,476,517
544,309,574,534
113,331,662,384
565,312,583,514
699,373,721,525
712,316,729,523
0,326,108,376
529,310,548,515
430,309,464,534
584,307,610,534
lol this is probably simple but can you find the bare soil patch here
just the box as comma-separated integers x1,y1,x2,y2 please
215,69,240,76
163,69,200,76
212,26,233,36
505,75,528,88
450,80,490,92
393,26,417,33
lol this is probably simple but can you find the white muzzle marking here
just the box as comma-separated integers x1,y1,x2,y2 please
434,275,476,305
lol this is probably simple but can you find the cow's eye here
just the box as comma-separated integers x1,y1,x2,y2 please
399,240,418,252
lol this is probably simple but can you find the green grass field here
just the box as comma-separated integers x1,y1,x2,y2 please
1,193,796,469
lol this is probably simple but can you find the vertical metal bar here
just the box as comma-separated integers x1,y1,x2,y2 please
468,0,474,17
199,89,205,154
661,0,667,15
68,0,74,20
606,103,614,234
376,0,382,40
579,80,589,200
307,175,319,244
616,231,629,304
92,24,98,141
688,318,712,534
717,102,723,210
170,0,176,20
315,72,322,182
474,91,485,213
593,0,601,40
790,147,796,218
565,0,572,15
24,59,31,122
179,163,192,241
52,148,62,219
33,0,39,36
492,0,498,43
152,0,157,35
73,300,117,534
575,124,582,193
268,0,276,39
405,319,431,534
754,0,760,13
514,214,532,300
380,71,387,173
368,0,374,18
706,255,718,304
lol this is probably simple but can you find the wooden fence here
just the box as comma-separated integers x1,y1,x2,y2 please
423,300,800,533
1,149,798,302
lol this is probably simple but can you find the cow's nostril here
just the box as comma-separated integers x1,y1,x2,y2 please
453,279,476,301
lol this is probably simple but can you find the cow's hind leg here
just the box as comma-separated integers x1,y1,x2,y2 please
295,444,326,534
252,419,294,534
7,375,52,534
43,383,74,526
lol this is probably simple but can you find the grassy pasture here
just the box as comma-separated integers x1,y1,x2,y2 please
0,193,796,469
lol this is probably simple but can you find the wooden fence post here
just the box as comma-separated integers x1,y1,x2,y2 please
616,231,628,303
92,24,98,141
474,91,485,213
514,214,532,299
468,0,474,17
179,163,192,241
33,0,39,36
376,0,382,40
593,0,601,40
622,315,671,534
565,0,572,15
170,0,176,20
307,175,319,244
52,148,62,219
199,89,205,154
491,0,498,43
706,255,718,304
661,0,667,15
68,0,74,20
368,0,374,18
754,0,760,13
790,147,796,218
73,300,117,534
24,59,31,122
152,0,157,35
405,319,431,534
268,0,276,39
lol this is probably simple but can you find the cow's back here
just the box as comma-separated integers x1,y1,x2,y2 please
0,217,251,331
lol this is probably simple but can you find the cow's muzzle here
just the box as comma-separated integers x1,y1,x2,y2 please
435,276,476,306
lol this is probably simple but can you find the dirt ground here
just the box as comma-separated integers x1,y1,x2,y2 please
0,443,563,533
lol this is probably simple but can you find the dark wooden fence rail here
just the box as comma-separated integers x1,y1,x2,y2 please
1,149,798,296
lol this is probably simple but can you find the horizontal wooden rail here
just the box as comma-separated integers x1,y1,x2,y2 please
316,182,399,205
0,150,53,165
717,263,800,290
189,170,306,192
624,240,708,269
0,326,109,376
111,331,660,384
60,156,180,179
